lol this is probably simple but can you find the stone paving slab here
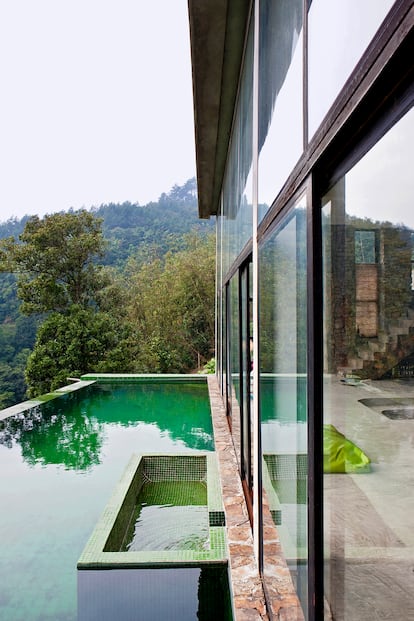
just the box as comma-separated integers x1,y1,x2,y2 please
207,376,268,620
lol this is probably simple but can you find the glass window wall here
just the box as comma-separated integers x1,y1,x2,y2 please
240,260,253,496
259,193,308,616
308,0,394,137
216,213,224,387
222,23,253,274
258,0,304,213
228,274,241,460
322,106,414,620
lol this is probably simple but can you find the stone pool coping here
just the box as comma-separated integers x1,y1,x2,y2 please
81,372,208,383
207,375,304,621
0,380,95,422
77,452,227,568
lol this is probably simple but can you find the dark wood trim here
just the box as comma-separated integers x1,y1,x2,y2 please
237,266,245,477
258,182,308,246
222,238,253,286
302,0,309,148
306,174,324,621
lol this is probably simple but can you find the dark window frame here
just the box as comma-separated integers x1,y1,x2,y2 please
218,3,413,620
254,7,414,621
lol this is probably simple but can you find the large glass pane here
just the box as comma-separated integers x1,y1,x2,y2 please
216,214,223,385
308,0,394,137
258,0,304,214
222,21,253,271
260,194,308,616
322,107,414,620
240,260,253,493
229,274,241,460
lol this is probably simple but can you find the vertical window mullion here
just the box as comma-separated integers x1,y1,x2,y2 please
252,0,262,563
303,0,309,149
306,174,324,621
238,266,245,480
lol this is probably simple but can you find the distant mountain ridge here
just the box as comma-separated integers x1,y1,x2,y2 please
0,178,215,407
0,177,214,322
0,177,213,268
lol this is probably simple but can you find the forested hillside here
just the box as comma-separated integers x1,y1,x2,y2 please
0,178,216,407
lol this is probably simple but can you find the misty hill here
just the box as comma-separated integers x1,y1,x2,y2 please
0,178,213,322
0,178,213,270
0,178,215,407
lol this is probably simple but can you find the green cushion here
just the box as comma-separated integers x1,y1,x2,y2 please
323,424,371,473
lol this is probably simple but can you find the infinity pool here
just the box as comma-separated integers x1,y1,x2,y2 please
0,379,229,621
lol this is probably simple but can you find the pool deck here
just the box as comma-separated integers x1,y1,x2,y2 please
207,376,303,621
323,375,414,620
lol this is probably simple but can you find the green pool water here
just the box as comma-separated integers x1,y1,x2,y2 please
0,380,222,621
124,481,209,552
77,566,232,621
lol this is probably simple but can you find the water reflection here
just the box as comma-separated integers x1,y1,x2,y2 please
322,107,414,621
0,400,103,470
77,566,232,621
0,382,214,471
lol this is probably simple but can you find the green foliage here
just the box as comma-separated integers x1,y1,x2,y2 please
124,233,216,373
0,349,31,409
25,306,131,396
91,177,213,267
0,211,107,314
0,179,216,403
199,358,216,374
0,316,37,407
0,274,19,323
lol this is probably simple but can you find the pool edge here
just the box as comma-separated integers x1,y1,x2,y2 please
77,452,228,570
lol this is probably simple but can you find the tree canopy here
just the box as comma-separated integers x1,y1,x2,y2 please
0,211,107,315
25,306,130,396
0,179,216,402
124,233,216,373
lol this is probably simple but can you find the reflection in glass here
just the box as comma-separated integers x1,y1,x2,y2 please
258,0,303,211
216,213,224,387
308,0,393,137
240,260,253,494
222,20,253,273
322,107,414,619
229,274,241,462
259,194,308,616
0,383,214,470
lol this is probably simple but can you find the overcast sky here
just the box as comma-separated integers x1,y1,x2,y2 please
0,0,196,223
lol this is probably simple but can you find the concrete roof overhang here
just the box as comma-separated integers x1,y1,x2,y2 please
188,1,251,219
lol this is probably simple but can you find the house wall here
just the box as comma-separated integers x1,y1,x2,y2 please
212,1,414,619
